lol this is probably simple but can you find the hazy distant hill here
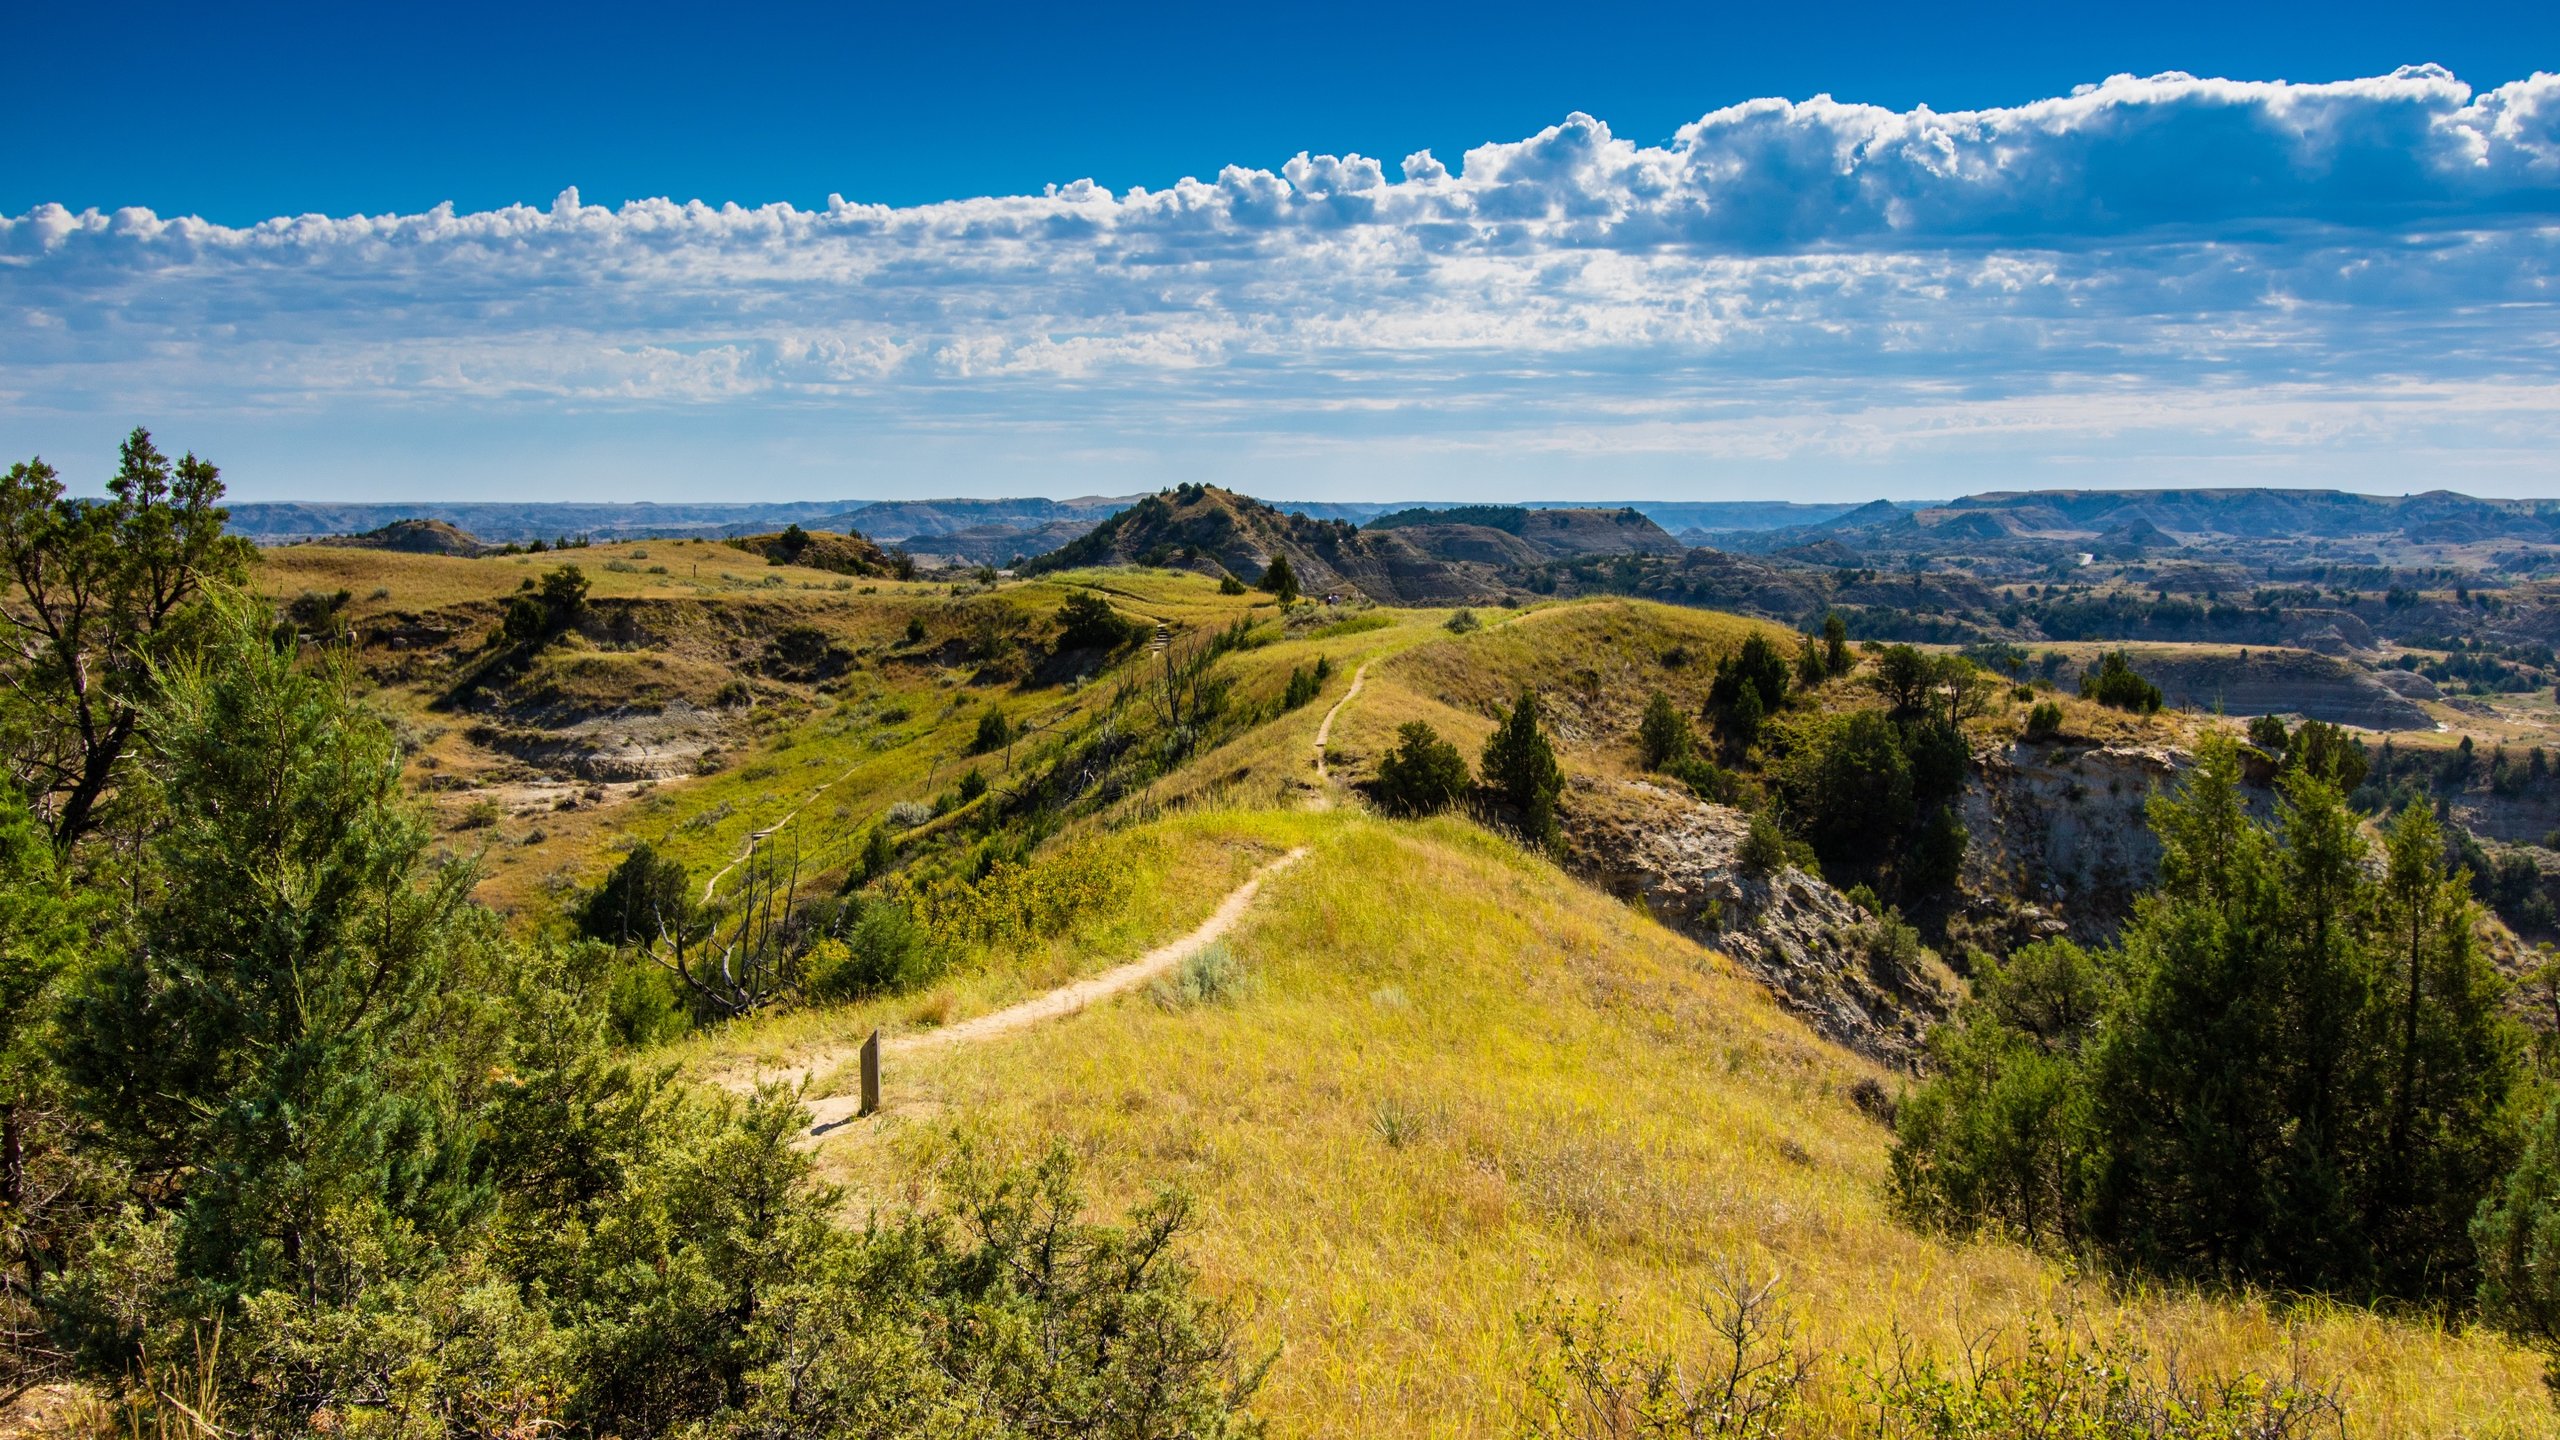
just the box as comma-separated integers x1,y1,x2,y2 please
230,500,861,545
311,517,489,556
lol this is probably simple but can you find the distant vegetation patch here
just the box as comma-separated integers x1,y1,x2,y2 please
1364,504,1530,533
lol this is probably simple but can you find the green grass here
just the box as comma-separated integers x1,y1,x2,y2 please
796,808,2551,1438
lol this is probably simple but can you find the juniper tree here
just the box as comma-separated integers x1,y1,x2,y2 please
1259,552,1301,604
1636,691,1696,771
1482,689,1564,850
1376,722,1471,816
59,594,487,1303
0,429,251,855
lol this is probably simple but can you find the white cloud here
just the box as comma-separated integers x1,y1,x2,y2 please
4,68,2559,498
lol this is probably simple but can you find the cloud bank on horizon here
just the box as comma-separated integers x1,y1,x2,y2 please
7,65,2560,500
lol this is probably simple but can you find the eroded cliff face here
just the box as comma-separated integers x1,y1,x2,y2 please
1959,740,2187,941
1556,739,2252,1064
1566,779,1960,1067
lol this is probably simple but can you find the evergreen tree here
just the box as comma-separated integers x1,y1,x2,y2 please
581,841,697,946
2476,1093,2560,1362
1259,553,1300,604
1636,691,1695,771
1898,737,2527,1299
2370,802,2522,1293
1709,634,1789,720
0,429,252,854
60,594,488,1304
1375,722,1471,816
0,789,90,1397
1821,610,1852,677
1482,690,1565,851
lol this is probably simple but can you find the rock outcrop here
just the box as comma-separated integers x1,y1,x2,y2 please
1568,780,1960,1066
1960,740,2190,940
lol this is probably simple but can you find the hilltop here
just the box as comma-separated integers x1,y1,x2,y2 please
310,516,489,556
724,525,895,576
1022,483,1507,603
1022,487,1687,604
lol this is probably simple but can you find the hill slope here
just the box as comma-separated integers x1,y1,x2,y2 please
793,809,2543,1438
1025,484,1508,604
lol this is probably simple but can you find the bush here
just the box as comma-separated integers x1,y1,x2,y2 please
1737,810,1789,873
2248,713,2291,752
904,615,928,645
580,841,695,946
1282,665,1322,711
886,800,933,829
1709,634,1789,733
1444,608,1481,634
1637,690,1696,771
606,962,691,1044
2024,700,2065,741
1765,709,1913,871
1664,756,1743,804
956,767,988,804
1376,721,1472,817
1259,552,1301,603
971,707,1014,754
803,897,937,998
1218,572,1247,595
2286,717,2369,792
2080,650,2164,713
1053,591,1135,651
1151,941,1250,1008
2479,1091,2560,1370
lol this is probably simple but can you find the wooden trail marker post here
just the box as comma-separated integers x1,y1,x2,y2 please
858,1031,881,1118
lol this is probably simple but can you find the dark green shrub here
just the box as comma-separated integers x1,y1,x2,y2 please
1709,633,1789,727
1636,690,1696,771
1664,756,1743,804
2080,650,2163,712
972,707,1014,754
1260,552,1301,603
1482,690,1565,850
1053,591,1136,651
606,962,691,1044
581,841,696,946
2024,700,2064,741
2248,713,2291,753
1737,810,1789,873
1376,721,1472,817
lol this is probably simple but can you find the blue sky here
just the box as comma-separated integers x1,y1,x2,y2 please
7,1,2560,503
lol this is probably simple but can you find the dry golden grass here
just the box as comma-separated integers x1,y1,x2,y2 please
792,809,2551,1439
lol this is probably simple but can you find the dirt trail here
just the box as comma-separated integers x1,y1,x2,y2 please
728,846,1310,1136
699,759,866,904
1311,660,1371,782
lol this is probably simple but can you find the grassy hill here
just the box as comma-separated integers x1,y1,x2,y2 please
222,544,2558,1437
742,808,2544,1437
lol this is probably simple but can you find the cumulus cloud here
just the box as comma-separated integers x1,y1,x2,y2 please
4,68,2559,495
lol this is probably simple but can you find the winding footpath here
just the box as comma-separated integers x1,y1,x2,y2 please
1310,659,1371,784
699,759,867,904
726,846,1310,1137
